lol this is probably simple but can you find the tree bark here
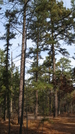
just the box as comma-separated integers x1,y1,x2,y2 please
4,94,7,121
18,1,26,125
6,23,10,134
35,41,38,119
49,90,51,115
51,15,58,117
35,90,38,118
10,51,13,117
52,43,58,117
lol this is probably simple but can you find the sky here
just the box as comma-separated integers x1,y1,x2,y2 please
0,0,75,79
61,0,71,8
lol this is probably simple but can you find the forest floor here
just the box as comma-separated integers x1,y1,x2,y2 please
0,113,75,134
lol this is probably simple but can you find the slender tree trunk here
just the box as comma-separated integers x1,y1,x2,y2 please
49,48,51,115
51,16,58,117
10,51,13,117
52,43,58,117
35,90,38,118
18,0,26,126
54,83,58,117
49,90,51,115
58,93,60,115
6,23,10,134
71,101,73,114
4,94,7,121
35,42,38,119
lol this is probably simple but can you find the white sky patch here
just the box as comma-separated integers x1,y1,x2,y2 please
39,58,44,65
27,39,33,48
70,58,75,67
13,59,20,67
59,0,71,8
25,73,31,80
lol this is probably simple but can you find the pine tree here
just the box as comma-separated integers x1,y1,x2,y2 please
56,57,72,114
0,7,17,134
27,0,48,118
39,0,74,117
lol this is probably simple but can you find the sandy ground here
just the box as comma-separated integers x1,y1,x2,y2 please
0,115,75,134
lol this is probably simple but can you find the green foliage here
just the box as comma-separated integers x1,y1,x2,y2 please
0,0,3,4
0,0,75,119
72,3,75,26
56,57,71,73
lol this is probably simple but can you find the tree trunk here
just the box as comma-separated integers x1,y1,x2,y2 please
49,90,51,115
18,1,26,125
51,15,58,117
35,90,38,118
4,94,7,121
71,101,73,114
55,90,58,117
6,23,10,134
10,51,13,117
35,39,39,119
58,93,60,115
52,43,58,117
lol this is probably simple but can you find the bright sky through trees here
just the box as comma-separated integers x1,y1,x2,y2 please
62,0,71,8
0,0,75,71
